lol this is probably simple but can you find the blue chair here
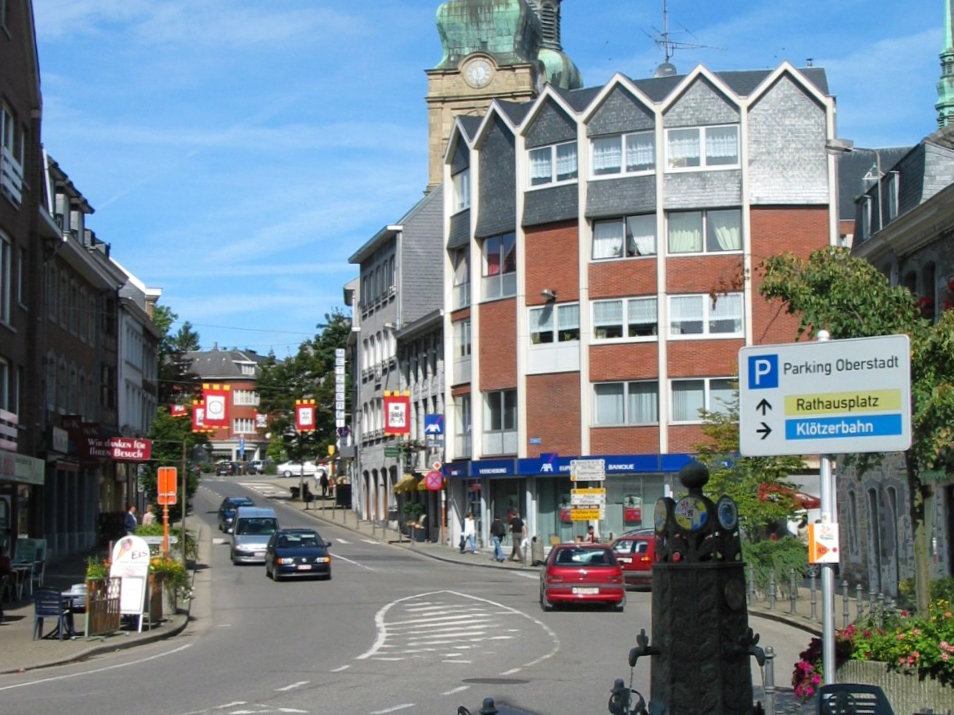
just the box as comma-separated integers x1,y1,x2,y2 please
32,587,70,641
816,683,895,715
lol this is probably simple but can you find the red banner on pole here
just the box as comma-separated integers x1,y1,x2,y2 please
295,399,316,432
384,391,411,436
170,404,188,418
202,383,230,427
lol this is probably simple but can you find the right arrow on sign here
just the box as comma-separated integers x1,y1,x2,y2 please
757,423,772,440
756,399,772,415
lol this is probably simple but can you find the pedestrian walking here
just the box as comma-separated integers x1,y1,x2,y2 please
124,504,138,535
463,512,477,553
319,472,329,498
490,515,507,562
508,511,527,563
141,504,156,526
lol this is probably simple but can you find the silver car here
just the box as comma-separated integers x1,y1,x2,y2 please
230,506,279,564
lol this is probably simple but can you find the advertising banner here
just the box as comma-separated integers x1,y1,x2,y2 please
384,391,410,436
202,383,230,427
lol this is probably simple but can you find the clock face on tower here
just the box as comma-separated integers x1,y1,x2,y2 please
463,57,495,89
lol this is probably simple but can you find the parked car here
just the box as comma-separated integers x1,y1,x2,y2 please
539,543,625,612
610,530,656,589
215,461,238,476
230,506,279,564
264,528,332,581
217,496,255,533
276,461,317,477
247,459,270,475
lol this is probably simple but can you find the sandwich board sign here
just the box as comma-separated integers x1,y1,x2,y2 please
739,335,911,457
110,535,151,632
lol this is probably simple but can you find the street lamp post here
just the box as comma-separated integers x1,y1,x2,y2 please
826,137,883,234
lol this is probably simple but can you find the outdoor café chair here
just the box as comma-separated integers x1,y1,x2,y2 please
32,586,71,641
816,683,895,715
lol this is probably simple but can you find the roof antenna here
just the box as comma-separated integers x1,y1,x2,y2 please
649,0,723,77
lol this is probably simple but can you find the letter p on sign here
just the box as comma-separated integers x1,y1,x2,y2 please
748,354,778,389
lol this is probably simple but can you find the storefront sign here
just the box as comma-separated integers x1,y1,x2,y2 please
471,459,515,477
110,438,152,462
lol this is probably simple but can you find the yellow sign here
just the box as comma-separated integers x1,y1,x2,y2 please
570,508,601,521
785,390,901,416
572,488,606,496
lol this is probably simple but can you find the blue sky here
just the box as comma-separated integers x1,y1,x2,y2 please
32,0,945,355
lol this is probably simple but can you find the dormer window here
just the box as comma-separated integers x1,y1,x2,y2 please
529,141,578,187
666,125,738,170
591,131,654,176
452,168,470,212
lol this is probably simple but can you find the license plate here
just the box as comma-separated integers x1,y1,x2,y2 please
572,587,599,595
254,551,265,558
297,564,313,570
618,557,632,564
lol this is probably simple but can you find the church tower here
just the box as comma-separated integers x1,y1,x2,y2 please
425,0,582,191
937,0,954,126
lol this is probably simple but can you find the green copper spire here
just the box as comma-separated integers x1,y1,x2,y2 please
937,0,954,126
529,0,583,90
435,0,541,70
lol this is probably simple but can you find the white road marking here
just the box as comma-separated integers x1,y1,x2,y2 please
441,659,472,664
370,704,414,714
442,686,469,696
361,539,379,544
330,665,350,672
0,644,193,692
334,538,350,544
330,552,375,571
275,681,309,692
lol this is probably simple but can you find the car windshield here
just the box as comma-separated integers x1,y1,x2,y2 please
236,518,278,536
278,533,320,548
555,548,615,566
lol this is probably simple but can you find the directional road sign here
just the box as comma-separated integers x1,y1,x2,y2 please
570,459,605,482
739,335,911,456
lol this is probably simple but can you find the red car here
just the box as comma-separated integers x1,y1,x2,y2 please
539,543,625,612
610,531,656,589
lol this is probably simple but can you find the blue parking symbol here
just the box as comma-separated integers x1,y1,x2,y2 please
748,354,778,389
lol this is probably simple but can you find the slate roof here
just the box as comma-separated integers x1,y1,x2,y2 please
183,347,269,380
348,186,443,264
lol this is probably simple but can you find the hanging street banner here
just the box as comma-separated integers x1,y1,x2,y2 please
295,399,316,432
384,391,411,436
202,383,230,427
739,335,911,457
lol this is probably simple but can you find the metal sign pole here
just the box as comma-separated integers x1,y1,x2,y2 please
819,453,836,684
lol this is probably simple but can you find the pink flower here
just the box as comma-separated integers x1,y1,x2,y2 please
900,610,909,618
942,654,950,662
896,633,905,641
911,628,920,636
811,674,821,685
945,611,953,619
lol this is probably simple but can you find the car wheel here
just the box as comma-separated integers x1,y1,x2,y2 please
540,586,553,612
614,596,626,613
283,470,292,477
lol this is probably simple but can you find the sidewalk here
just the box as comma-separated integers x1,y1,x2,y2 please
0,490,847,675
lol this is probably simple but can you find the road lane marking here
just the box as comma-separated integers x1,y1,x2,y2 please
370,705,414,714
442,686,469,696
275,681,309,692
331,552,375,571
0,643,193,692
330,665,350,672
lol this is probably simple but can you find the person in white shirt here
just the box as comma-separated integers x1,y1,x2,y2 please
463,512,477,554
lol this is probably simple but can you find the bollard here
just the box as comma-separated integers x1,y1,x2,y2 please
842,580,850,628
810,572,818,621
768,567,776,610
479,697,499,715
748,563,756,603
789,568,797,614
877,593,884,627
869,586,877,616
856,583,864,619
763,646,776,715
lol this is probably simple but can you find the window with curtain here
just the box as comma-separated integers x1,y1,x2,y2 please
593,299,624,339
594,381,658,425
668,209,742,254
482,233,516,300
452,168,470,212
452,249,470,308
591,131,654,176
454,319,471,358
592,215,656,260
529,141,578,187
529,303,581,345
627,297,657,337
669,293,743,337
485,390,516,431
666,125,738,170
670,377,735,421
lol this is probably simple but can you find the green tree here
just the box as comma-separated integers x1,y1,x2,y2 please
152,305,202,405
695,394,807,541
256,310,351,462
143,408,208,521
759,246,954,614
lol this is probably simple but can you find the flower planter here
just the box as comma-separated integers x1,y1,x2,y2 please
836,660,953,714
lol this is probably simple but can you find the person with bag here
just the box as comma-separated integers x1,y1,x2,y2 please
508,511,527,563
490,515,507,562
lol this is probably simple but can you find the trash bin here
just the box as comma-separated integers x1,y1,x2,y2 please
530,535,545,566
335,484,351,508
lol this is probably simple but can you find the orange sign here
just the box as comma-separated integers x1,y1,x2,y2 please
808,522,839,564
157,467,178,505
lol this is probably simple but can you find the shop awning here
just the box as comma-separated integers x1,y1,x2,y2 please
393,475,418,493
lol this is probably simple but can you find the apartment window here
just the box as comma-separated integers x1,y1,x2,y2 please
592,131,654,176
668,209,741,254
454,319,471,359
594,381,658,425
0,231,10,324
233,418,255,434
530,303,579,344
529,141,578,187
482,232,516,300
455,394,472,458
0,357,8,411
483,389,516,455
887,171,899,221
452,248,470,309
0,102,23,205
234,390,259,406
669,293,743,337
671,378,734,422
16,245,25,306
592,214,656,259
593,297,657,340
453,168,470,212
666,125,739,169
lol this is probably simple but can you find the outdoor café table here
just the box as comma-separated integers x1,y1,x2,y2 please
11,565,30,600
59,591,80,637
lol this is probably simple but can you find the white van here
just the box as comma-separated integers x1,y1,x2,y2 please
230,506,279,564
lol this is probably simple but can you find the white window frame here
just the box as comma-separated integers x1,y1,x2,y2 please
482,232,516,301
668,293,743,338
528,141,578,188
529,303,580,345
483,389,517,455
455,394,472,458
454,319,471,359
592,297,658,341
0,231,10,324
452,168,470,212
452,248,470,309
592,214,657,260
591,130,655,177
667,208,742,255
665,124,739,170
887,171,899,221
670,377,735,423
593,380,659,426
